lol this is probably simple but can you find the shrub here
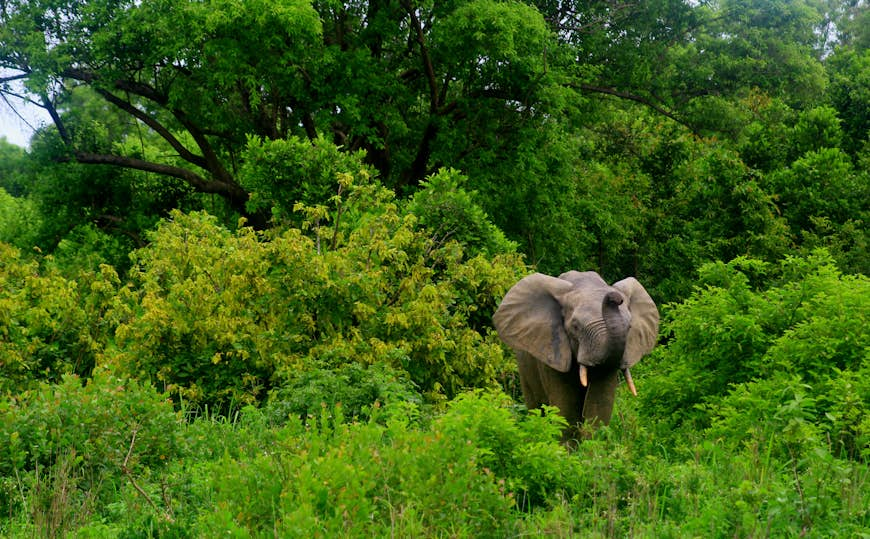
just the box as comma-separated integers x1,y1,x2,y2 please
0,373,181,477
110,172,526,409
239,135,373,224
194,396,519,537
406,168,517,258
0,372,182,534
641,250,870,457
0,245,116,391
264,362,422,425
437,391,580,509
109,211,289,408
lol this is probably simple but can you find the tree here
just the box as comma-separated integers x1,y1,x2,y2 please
0,0,560,211
109,164,526,409
0,0,851,281
3,1,831,197
641,251,869,459
826,47,870,156
1,0,324,222
0,137,27,196
530,0,829,132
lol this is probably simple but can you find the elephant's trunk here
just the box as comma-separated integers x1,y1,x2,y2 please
602,291,639,396
578,292,628,389
578,292,632,425
601,291,628,361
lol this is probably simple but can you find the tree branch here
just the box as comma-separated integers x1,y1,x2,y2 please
121,427,174,523
576,83,695,131
40,94,72,145
63,67,242,193
399,2,444,187
0,72,29,84
94,88,208,169
70,151,245,199
169,107,237,186
403,1,439,113
0,90,42,136
63,68,169,108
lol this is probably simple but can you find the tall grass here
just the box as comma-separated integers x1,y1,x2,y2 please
2,388,867,537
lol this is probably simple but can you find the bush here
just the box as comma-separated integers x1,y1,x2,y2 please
110,172,526,410
48,223,134,277
240,135,373,224
194,395,519,537
0,373,181,477
437,391,579,509
407,168,517,258
265,362,422,425
640,250,869,456
0,373,181,536
0,244,116,391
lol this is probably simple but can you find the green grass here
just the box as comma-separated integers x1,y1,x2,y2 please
2,389,867,538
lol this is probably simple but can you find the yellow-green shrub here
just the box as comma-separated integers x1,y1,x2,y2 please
0,244,117,392
109,175,526,409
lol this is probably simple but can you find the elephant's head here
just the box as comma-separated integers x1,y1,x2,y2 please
493,271,659,426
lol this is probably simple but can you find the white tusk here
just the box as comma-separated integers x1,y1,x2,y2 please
579,364,588,387
623,368,637,396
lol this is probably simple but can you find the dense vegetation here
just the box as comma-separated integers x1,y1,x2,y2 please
0,0,867,536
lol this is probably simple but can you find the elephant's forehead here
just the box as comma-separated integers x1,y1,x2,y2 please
561,285,614,305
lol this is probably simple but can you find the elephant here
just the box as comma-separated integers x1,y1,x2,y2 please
493,271,659,440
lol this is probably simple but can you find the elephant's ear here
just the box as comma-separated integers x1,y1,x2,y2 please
612,277,660,368
493,273,574,372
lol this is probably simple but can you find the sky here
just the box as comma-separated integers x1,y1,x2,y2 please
0,97,49,148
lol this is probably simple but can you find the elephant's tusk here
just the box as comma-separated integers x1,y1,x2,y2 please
579,364,588,387
623,368,638,396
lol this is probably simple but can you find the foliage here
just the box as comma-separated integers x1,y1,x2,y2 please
0,188,42,250
406,168,517,259
793,105,845,155
264,362,421,426
240,135,373,224
767,147,866,233
0,373,181,476
642,250,869,450
764,145,869,275
438,392,578,509
194,395,521,537
463,125,598,275
3,0,858,278
1,1,869,536
3,385,868,537
641,137,792,299
109,172,525,410
47,224,134,276
0,373,181,537
826,47,870,156
0,244,116,391
0,138,28,197
736,92,797,172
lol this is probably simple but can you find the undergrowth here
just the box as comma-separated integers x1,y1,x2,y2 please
1,385,867,537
